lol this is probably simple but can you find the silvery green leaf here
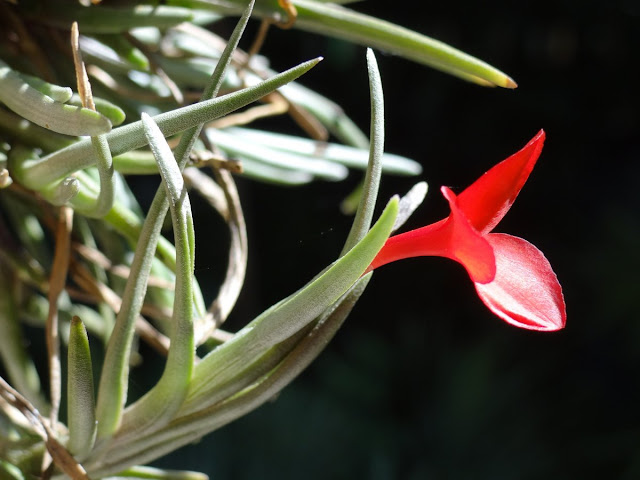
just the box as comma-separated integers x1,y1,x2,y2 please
68,94,126,126
393,181,429,232
183,196,398,414
91,34,150,71
206,128,348,181
17,73,73,103
14,57,322,191
28,4,194,33
225,127,421,176
83,134,115,218
115,113,195,438
342,49,385,253
92,276,374,475
0,107,74,152
238,157,315,185
107,465,208,479
0,60,112,137
67,316,97,458
0,461,25,480
290,0,516,87
83,196,397,476
93,1,255,445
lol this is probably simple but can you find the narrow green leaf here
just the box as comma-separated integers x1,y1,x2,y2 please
116,114,195,436
172,0,256,172
25,4,194,33
278,80,370,148
206,128,348,181
13,56,321,191
67,316,97,458
84,134,115,218
112,150,158,174
0,60,112,136
17,73,73,103
172,0,515,86
225,127,421,175
113,465,208,480
0,461,25,480
68,94,126,126
393,181,428,232
0,108,74,153
342,48,385,254
185,196,398,409
93,1,255,444
90,276,374,475
238,158,314,185
290,0,516,88
92,34,151,71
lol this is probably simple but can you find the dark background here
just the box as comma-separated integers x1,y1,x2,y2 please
156,1,640,478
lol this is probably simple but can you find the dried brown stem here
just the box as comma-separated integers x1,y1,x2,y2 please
46,207,73,425
73,242,175,290
70,262,172,356
70,22,95,111
208,92,289,129
186,137,248,344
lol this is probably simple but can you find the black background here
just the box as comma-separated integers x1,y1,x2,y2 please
155,1,640,478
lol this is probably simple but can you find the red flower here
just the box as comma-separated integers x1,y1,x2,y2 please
370,130,566,331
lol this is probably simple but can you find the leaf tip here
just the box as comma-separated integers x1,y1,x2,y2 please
504,76,518,89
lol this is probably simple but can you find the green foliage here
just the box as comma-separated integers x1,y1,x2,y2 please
0,0,515,477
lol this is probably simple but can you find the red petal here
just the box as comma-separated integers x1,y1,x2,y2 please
474,233,566,331
442,187,495,283
457,130,545,234
369,188,496,284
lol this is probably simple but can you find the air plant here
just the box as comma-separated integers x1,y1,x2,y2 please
0,1,557,478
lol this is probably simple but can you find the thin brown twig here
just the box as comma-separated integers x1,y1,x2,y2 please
46,206,73,425
242,19,271,70
70,262,172,357
285,97,329,141
73,242,175,290
70,22,95,111
189,150,243,175
205,167,247,333
207,92,289,129
188,137,248,344
276,0,298,29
